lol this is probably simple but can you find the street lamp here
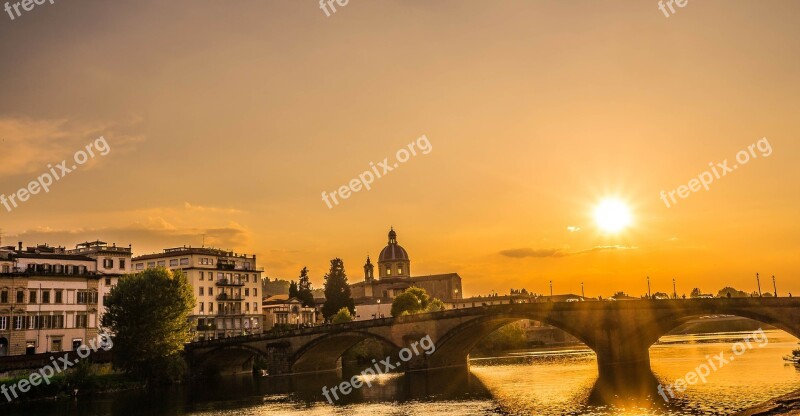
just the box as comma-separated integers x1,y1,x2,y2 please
549,280,553,297
756,273,762,297
647,276,651,299
673,278,677,299
377,299,381,318
581,281,585,298
772,275,777,297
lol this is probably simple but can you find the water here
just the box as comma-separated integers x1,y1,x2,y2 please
4,330,799,415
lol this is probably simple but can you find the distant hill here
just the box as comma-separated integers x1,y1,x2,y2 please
262,278,290,297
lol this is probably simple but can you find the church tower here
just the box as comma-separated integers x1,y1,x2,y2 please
378,227,410,279
364,255,375,282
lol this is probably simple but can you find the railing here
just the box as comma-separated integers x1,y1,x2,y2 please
216,293,243,301
215,279,244,286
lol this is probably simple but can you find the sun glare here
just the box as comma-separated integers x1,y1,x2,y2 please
594,199,632,233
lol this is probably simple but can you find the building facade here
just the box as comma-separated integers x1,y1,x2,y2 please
350,229,463,320
132,247,263,341
262,295,316,330
0,242,129,356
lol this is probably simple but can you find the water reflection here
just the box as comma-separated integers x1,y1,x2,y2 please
1,330,798,415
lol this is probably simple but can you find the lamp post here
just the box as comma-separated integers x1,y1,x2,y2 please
549,280,553,297
647,276,651,299
581,281,585,298
756,273,762,297
673,278,677,299
377,299,381,318
772,275,777,297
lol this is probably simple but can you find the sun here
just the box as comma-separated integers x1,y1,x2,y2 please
594,199,632,233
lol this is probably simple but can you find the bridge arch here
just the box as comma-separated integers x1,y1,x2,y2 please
428,311,595,370
191,343,269,376
291,330,401,374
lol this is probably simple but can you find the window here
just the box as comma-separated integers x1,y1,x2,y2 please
246,303,250,312
13,316,23,330
254,288,257,297
397,266,403,275
199,287,204,296
209,302,214,312
103,259,113,269
29,290,37,304
75,314,87,328
199,272,204,281
245,288,249,296
147,262,155,268
53,315,64,329
217,273,223,280
208,287,213,296
119,259,126,269
157,260,166,267
0,290,7,304
0,316,6,330
27,315,35,329
253,303,258,312
169,259,179,267
16,290,24,303
50,338,62,352
386,269,391,276
244,261,251,269
105,278,111,285
199,302,204,312
180,258,189,266
135,263,144,270
42,291,50,304
55,290,63,304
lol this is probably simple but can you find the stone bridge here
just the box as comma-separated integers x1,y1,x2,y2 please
184,298,800,378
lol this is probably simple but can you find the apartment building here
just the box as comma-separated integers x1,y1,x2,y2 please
262,295,316,330
132,247,263,341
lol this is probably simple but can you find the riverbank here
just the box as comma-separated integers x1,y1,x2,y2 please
736,388,800,415
0,370,143,406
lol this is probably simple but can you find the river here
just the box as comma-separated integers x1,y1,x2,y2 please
5,330,799,415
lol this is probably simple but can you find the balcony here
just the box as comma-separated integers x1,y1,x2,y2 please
215,279,244,287
216,309,244,316
216,293,243,302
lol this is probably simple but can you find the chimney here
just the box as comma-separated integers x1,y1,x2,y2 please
18,241,22,251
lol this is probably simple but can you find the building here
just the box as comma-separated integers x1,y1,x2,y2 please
0,241,129,356
132,247,263,341
350,228,463,320
66,241,132,314
262,295,316,330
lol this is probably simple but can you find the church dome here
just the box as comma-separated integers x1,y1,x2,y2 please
378,228,409,262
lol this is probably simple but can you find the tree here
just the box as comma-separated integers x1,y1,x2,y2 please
474,323,527,353
297,267,316,308
331,307,353,324
717,287,748,298
288,280,299,299
690,288,702,298
102,268,195,384
322,258,355,319
390,287,445,317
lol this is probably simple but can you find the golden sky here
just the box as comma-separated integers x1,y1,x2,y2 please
1,1,798,298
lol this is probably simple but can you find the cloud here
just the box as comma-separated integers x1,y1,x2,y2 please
499,248,567,258
0,116,144,176
183,202,244,215
499,245,637,258
567,226,581,232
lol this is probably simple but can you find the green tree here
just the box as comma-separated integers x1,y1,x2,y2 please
390,287,445,317
474,322,527,353
331,307,353,324
322,258,355,319
297,267,316,308
102,268,195,385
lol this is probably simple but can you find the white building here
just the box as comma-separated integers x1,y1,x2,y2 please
132,247,263,341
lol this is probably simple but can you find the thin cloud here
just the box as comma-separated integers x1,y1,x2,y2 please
499,245,637,258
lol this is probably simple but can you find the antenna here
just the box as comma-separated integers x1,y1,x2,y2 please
202,233,205,248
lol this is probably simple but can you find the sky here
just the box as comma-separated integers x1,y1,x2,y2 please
0,0,798,298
